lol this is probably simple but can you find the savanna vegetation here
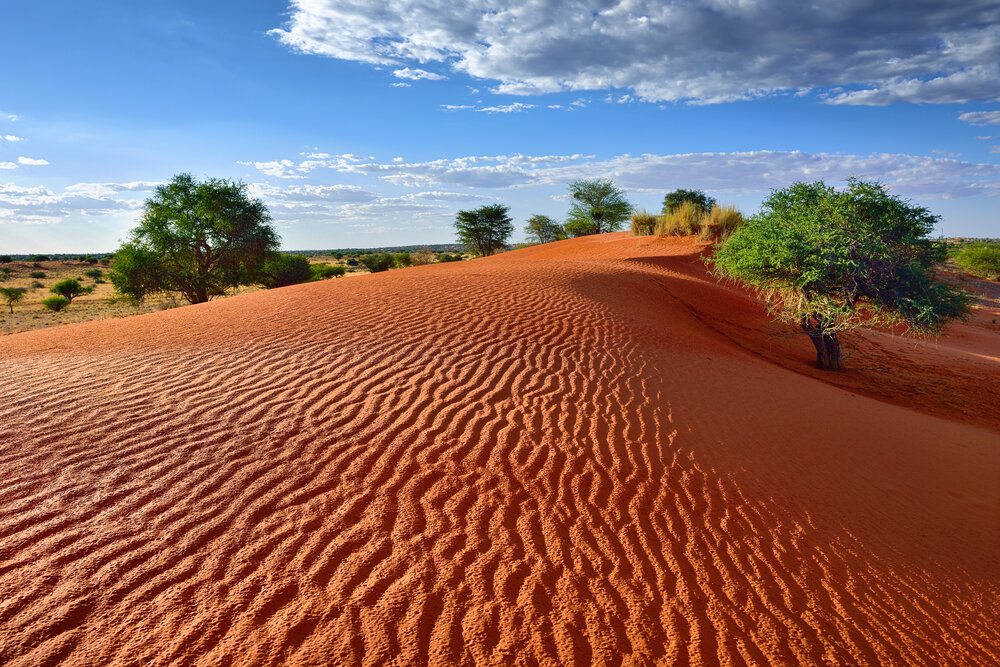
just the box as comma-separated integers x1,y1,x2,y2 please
709,179,972,370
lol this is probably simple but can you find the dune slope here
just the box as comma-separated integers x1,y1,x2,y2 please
0,233,997,665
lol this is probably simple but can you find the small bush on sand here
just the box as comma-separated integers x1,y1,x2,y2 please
41,295,70,311
700,205,744,240
438,253,462,263
85,268,103,280
954,243,1000,280
30,280,44,289
630,210,659,236
358,253,395,273
656,201,705,236
311,263,346,280
345,258,359,267
30,271,46,279
410,248,435,265
261,253,313,288
394,252,413,268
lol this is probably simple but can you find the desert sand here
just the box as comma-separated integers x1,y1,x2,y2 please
0,233,997,665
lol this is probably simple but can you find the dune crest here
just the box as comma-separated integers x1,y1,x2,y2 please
0,233,997,665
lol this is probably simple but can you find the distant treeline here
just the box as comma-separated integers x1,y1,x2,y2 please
281,244,469,256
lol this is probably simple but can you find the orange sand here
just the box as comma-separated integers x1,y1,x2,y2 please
0,233,997,665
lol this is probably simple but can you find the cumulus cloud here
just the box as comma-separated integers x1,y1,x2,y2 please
64,181,160,197
959,111,1000,126
2,135,22,142
237,159,305,179
0,162,16,170
242,149,1000,200
0,183,141,225
270,1,1000,105
392,67,446,81
0,111,17,122
17,156,48,166
391,82,412,87
477,102,534,114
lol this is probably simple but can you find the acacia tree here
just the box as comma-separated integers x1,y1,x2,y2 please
564,179,632,237
110,174,279,304
0,287,25,313
524,214,567,244
51,278,93,303
710,179,971,370
454,204,513,256
662,189,716,215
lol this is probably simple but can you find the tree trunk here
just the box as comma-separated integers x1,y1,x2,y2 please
801,318,842,370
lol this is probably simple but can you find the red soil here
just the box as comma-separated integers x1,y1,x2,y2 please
0,232,997,665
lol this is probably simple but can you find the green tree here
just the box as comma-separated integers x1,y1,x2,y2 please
51,278,93,303
524,214,567,244
954,243,1000,280
662,189,716,215
110,174,278,304
0,255,12,263
0,286,25,313
261,253,312,288
709,179,971,370
455,204,514,256
311,263,346,279
358,253,396,273
564,179,632,237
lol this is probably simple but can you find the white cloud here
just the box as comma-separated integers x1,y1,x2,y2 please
391,82,412,87
237,159,305,179
0,111,18,122
477,102,534,114
2,135,22,142
0,162,16,170
392,67,446,81
17,156,48,166
931,149,961,158
242,149,1000,200
271,1,1000,105
990,146,1000,155
64,181,161,197
0,182,141,225
959,111,1000,126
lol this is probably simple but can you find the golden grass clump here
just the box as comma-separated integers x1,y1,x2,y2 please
656,200,705,236
410,248,436,265
630,210,658,236
700,205,744,240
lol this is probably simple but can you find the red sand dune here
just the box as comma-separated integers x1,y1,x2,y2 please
0,232,997,665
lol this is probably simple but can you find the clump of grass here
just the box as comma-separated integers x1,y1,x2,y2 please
40,295,70,312
656,200,705,236
410,248,436,265
700,205,744,240
630,210,658,236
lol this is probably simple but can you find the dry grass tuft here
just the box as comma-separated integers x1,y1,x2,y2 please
700,205,745,240
656,201,706,236
630,210,659,236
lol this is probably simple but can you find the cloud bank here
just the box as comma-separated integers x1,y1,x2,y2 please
271,0,1000,104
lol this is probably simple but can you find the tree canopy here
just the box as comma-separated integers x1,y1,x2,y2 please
524,214,566,244
564,179,632,237
0,287,25,314
110,174,279,304
709,179,971,370
261,253,312,288
662,189,716,215
51,278,93,303
454,204,514,256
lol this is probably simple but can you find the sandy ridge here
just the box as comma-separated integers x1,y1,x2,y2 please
0,233,997,665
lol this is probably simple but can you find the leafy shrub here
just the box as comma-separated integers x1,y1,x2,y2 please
29,254,50,262
311,263,346,279
261,253,312,288
85,268,103,279
31,262,42,268
51,278,93,302
700,205,744,240
0,255,11,263
630,210,658,236
100,258,110,265
410,248,435,265
394,252,413,267
85,256,99,264
330,251,343,260
41,295,70,311
656,201,705,236
345,258,359,267
358,253,395,273
30,271,46,279
438,253,462,262
954,243,1000,280
30,280,44,289
663,189,715,215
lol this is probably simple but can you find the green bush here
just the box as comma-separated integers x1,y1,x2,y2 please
358,253,395,273
261,253,313,288
345,258,359,267
662,189,715,216
41,295,70,311
30,271,46,279
656,201,705,236
954,243,1000,280
438,253,462,262
311,263,346,279
85,268,103,279
630,210,658,236
0,255,11,263
29,254,50,262
393,252,413,268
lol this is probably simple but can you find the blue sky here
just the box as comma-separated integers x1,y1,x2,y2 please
2,0,999,252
